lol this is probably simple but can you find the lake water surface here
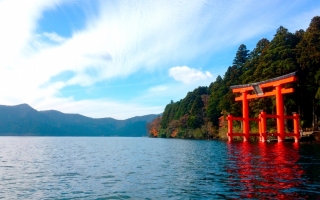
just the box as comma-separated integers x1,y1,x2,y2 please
0,137,319,199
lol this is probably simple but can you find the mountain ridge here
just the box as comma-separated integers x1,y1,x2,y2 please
0,104,159,136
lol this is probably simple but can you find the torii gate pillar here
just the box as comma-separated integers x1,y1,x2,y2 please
276,85,285,142
242,91,249,142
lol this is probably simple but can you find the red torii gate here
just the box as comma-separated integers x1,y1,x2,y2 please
227,72,300,142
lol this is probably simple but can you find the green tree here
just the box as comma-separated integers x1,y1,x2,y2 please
233,44,250,68
297,16,320,129
254,26,299,79
207,76,227,126
240,38,270,83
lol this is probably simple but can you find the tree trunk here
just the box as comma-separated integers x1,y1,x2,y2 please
313,99,317,131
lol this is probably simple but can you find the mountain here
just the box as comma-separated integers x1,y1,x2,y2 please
0,104,159,136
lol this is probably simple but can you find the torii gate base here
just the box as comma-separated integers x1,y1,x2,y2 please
227,72,300,143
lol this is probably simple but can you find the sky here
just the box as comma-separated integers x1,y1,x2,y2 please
0,0,319,119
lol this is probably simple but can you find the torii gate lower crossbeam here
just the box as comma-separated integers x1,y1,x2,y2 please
227,72,299,142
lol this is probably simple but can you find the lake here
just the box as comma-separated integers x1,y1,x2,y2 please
0,137,319,199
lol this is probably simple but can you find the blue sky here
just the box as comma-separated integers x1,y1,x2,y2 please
0,0,319,119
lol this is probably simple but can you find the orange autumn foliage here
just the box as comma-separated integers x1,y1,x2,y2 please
150,127,158,137
147,116,161,137
219,115,227,128
171,130,178,138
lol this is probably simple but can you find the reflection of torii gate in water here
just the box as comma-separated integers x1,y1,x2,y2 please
227,72,300,142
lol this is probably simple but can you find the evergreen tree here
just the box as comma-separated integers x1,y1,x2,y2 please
207,76,226,126
189,96,204,128
220,44,250,117
297,16,320,128
190,96,204,116
233,44,250,68
254,26,299,79
241,38,270,83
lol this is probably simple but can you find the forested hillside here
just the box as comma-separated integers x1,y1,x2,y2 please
148,16,320,139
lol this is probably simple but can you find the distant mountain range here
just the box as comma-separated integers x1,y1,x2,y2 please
0,104,159,136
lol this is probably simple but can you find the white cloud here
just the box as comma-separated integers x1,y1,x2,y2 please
0,0,63,67
169,66,213,84
42,32,67,43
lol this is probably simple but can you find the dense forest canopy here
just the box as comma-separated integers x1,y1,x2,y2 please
148,16,320,140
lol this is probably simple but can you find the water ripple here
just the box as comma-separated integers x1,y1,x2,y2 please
0,137,319,198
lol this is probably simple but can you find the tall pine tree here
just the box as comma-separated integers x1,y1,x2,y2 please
297,16,320,129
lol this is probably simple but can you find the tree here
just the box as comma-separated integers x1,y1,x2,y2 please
220,45,249,116
240,38,270,84
254,26,299,79
190,96,204,116
233,44,250,68
297,16,320,129
147,116,161,137
207,76,227,126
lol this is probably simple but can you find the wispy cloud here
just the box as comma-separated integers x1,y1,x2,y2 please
0,0,318,119
42,32,67,43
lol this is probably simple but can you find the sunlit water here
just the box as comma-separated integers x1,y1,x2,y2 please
0,137,319,199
